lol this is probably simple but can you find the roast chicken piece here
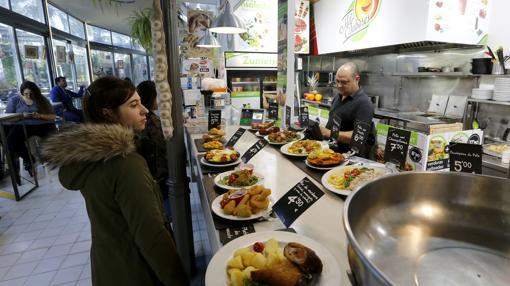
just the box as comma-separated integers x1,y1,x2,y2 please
284,242,323,274
251,260,310,286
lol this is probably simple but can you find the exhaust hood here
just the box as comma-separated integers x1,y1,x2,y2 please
313,0,490,55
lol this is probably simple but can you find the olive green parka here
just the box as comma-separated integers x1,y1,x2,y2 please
43,124,188,286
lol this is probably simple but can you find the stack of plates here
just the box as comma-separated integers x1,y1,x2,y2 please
471,88,493,100
493,77,510,101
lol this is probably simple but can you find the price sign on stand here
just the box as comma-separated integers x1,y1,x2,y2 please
225,128,246,147
449,143,482,174
273,177,324,228
350,120,371,154
219,225,255,245
241,139,268,163
299,106,309,128
268,102,278,120
208,109,221,130
384,127,411,169
285,105,291,128
330,114,341,141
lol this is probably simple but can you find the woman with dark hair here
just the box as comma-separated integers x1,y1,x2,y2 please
136,81,170,218
6,81,56,177
42,76,188,286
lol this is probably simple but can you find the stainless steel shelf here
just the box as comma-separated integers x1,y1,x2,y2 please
392,72,478,77
231,81,260,85
467,98,510,106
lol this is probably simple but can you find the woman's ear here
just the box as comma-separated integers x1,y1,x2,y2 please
102,108,116,122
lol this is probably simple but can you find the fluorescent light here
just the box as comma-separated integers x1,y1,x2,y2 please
196,29,221,48
209,0,247,34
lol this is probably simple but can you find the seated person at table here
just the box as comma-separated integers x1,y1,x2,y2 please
50,76,84,123
6,81,57,177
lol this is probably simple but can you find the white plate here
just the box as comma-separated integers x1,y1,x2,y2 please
205,231,341,286
280,140,325,157
254,131,266,137
264,133,304,145
211,194,272,221
321,165,390,196
304,159,343,171
200,157,241,168
214,170,264,190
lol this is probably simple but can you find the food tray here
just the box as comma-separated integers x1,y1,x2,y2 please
482,143,510,158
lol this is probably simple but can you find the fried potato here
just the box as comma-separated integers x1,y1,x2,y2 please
223,200,236,215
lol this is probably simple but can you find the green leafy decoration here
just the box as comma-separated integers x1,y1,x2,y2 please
129,8,153,54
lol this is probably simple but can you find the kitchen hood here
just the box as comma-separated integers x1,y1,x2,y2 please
313,0,490,55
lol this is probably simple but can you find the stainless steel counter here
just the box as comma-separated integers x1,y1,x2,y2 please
482,154,509,177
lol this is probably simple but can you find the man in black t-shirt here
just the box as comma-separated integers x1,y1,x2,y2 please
321,62,374,153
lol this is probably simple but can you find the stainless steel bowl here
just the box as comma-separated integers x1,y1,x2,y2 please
344,172,510,286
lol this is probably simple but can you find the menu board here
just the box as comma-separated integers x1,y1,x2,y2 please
384,127,411,169
294,0,310,54
350,120,371,154
449,143,482,174
273,177,324,228
208,109,221,130
219,225,256,245
285,105,291,127
299,106,309,127
234,0,278,52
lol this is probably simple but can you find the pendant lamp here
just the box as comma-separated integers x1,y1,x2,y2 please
196,29,221,48
209,0,247,34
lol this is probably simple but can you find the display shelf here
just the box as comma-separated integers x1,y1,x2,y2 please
392,72,478,77
231,81,260,85
468,98,510,106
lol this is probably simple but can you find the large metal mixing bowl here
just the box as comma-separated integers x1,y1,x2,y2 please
344,172,510,286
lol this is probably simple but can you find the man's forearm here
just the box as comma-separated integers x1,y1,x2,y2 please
338,131,353,144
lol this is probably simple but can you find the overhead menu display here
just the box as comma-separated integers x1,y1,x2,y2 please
225,52,278,68
234,0,278,52
313,0,491,54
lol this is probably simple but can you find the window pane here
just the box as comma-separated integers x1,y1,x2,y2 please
132,54,148,86
53,39,75,90
114,53,132,79
91,49,114,80
132,41,145,52
48,4,69,33
16,29,51,95
112,32,131,49
72,45,90,86
87,25,111,45
0,0,8,9
12,0,45,23
0,24,23,101
69,16,85,39
148,56,154,81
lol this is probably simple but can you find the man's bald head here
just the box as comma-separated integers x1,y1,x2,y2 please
337,62,359,80
335,62,360,97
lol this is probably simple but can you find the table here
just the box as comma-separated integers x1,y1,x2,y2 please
0,113,38,201
187,125,352,285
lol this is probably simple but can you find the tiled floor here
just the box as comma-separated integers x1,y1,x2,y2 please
0,167,212,286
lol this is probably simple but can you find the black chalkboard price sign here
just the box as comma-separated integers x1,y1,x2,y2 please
268,102,278,120
299,106,309,128
350,120,371,153
285,105,291,128
383,127,411,169
208,109,221,130
225,128,246,147
449,143,482,174
272,177,324,228
240,139,268,163
330,114,341,141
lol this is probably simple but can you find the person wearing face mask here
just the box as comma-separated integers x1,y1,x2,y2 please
320,62,374,153
6,81,56,179
42,77,188,286
50,76,84,122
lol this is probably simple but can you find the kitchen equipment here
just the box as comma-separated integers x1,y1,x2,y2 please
426,94,449,115
471,58,493,74
444,95,467,119
344,172,510,286
471,88,493,100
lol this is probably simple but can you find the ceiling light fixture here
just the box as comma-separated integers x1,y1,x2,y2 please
209,0,247,34
196,29,221,48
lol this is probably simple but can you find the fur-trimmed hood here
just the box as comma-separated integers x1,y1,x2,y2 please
43,124,136,166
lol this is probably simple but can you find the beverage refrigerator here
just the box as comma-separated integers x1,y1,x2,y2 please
224,52,278,110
